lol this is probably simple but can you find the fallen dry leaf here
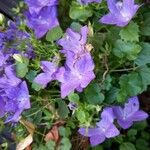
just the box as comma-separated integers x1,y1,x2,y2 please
25,145,32,150
44,125,59,142
16,134,33,150
20,119,35,135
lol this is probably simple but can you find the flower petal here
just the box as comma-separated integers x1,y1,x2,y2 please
90,134,105,146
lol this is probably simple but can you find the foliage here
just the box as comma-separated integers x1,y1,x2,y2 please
0,0,150,150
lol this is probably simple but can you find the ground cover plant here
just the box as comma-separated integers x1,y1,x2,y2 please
0,0,150,149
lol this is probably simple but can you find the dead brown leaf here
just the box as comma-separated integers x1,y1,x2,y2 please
44,126,59,142
20,119,35,135
16,134,33,150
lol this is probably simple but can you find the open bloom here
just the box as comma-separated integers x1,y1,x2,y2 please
78,0,102,5
34,61,58,88
57,26,95,98
79,108,119,146
25,0,58,14
26,6,59,38
113,96,148,129
0,66,30,123
4,81,30,123
100,0,140,27
56,54,95,98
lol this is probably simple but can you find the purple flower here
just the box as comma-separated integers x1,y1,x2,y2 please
0,65,21,89
58,26,88,56
34,61,58,88
0,65,31,123
56,54,95,98
0,22,34,59
0,96,5,118
57,26,95,98
26,6,59,38
25,0,58,14
68,102,78,110
100,0,140,27
79,108,119,146
4,81,30,123
78,0,102,5
113,96,148,129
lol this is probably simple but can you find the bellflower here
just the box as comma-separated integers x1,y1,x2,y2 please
0,65,21,89
25,0,58,14
2,81,30,123
0,96,5,118
56,54,95,98
100,0,140,27
58,26,88,56
26,6,59,38
78,0,102,5
79,108,119,146
0,22,34,59
57,26,95,98
34,61,58,88
0,65,30,123
113,96,148,129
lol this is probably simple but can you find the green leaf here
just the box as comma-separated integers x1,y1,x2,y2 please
119,22,139,42
59,138,72,150
26,70,38,83
69,5,93,22
141,13,150,36
70,22,82,32
16,62,28,78
117,73,142,102
76,109,86,124
68,92,79,103
84,83,104,104
113,40,141,60
46,26,63,42
57,100,69,119
133,121,148,130
120,142,136,150
15,56,29,78
127,129,137,137
136,139,149,150
135,43,150,66
32,82,43,91
137,66,150,91
46,141,56,150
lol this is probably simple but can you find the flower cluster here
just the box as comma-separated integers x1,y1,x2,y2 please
34,26,95,98
79,96,148,146
0,22,31,123
25,0,59,38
